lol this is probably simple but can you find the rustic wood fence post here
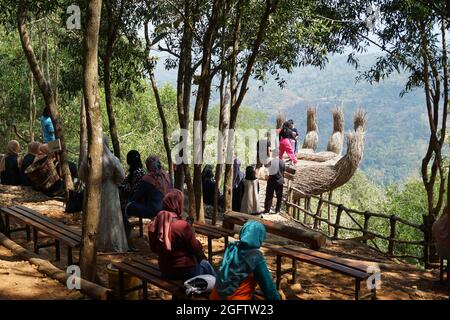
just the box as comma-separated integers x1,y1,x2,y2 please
333,205,343,239
363,211,370,244
388,215,397,256
313,197,324,230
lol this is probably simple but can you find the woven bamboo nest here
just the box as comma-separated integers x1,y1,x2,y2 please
292,109,367,197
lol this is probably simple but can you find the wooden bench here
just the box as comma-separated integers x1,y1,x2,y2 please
263,243,377,300
113,256,209,300
440,257,448,283
0,205,81,265
113,256,265,300
192,222,235,264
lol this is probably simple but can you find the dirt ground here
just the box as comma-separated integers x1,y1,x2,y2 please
0,184,448,300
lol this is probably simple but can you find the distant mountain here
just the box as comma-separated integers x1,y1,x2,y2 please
154,53,429,186
241,54,429,186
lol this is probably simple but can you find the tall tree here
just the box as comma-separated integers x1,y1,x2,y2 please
17,0,74,195
102,0,124,160
79,0,103,282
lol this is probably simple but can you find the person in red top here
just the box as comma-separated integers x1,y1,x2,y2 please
148,189,216,281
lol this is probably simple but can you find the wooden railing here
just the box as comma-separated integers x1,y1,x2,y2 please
284,173,427,264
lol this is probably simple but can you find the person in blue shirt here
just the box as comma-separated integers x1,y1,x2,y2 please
40,107,55,143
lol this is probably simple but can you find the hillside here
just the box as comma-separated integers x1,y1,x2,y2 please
154,53,429,186
242,54,429,186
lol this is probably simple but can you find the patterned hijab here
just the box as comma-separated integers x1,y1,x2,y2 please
215,220,266,299
142,156,171,194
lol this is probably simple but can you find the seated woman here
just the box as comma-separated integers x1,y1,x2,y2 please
126,156,172,219
241,166,261,214
119,150,146,205
232,159,245,212
148,189,216,281
210,220,280,300
202,165,222,208
20,141,41,186
0,140,22,186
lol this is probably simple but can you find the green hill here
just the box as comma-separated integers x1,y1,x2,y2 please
242,54,429,186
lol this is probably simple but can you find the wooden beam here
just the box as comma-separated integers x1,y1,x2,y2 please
0,232,110,300
223,211,326,250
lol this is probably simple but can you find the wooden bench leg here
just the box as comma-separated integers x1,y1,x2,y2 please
25,225,31,242
118,270,125,300
55,240,61,261
224,235,229,249
291,259,297,284
142,280,148,300
139,218,143,238
33,228,39,254
208,237,213,264
371,288,377,300
4,215,10,237
67,247,73,266
355,279,361,300
276,255,282,290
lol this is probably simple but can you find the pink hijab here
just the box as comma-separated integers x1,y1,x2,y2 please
148,189,184,252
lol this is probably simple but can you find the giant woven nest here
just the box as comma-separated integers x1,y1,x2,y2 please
290,108,367,197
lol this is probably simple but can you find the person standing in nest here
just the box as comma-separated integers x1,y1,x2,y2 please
279,121,298,165
210,220,280,300
0,140,22,186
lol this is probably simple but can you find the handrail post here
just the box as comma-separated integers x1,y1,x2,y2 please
313,197,323,230
388,215,397,256
333,205,343,239
363,211,370,244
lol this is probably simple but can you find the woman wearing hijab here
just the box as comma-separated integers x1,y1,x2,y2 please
148,189,216,280
119,150,146,202
126,156,172,220
202,165,220,207
210,220,280,300
20,141,41,186
0,140,22,186
232,158,245,212
279,121,298,165
79,136,128,252
241,166,261,214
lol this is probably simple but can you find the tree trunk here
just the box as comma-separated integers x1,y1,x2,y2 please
192,0,222,222
79,93,88,168
103,3,121,160
79,0,103,282
28,69,36,142
17,0,74,195
144,22,173,180
175,0,195,218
